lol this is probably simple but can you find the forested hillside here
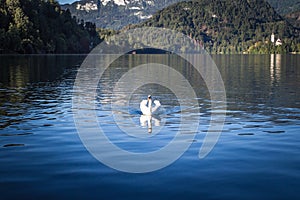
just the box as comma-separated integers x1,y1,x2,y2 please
138,0,299,54
285,11,300,29
267,0,300,15
60,0,300,30
0,0,100,54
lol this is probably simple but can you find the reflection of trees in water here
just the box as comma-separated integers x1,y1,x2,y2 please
0,55,85,87
0,55,85,129
97,54,208,106
1,55,84,105
212,54,300,110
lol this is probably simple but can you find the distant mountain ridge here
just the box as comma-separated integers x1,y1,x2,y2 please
61,0,300,29
61,0,184,29
267,0,300,15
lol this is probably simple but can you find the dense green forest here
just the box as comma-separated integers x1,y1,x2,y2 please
133,0,300,54
0,0,100,54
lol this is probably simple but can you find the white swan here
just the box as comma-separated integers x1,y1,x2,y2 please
140,95,161,116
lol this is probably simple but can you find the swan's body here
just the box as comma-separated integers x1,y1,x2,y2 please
140,95,160,116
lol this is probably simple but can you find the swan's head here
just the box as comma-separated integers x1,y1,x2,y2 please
147,95,152,107
147,95,152,103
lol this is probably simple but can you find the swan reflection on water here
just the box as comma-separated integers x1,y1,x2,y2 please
140,95,161,133
140,115,160,133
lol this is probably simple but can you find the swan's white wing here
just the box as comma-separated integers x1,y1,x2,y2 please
140,100,150,115
153,100,161,106
152,100,161,113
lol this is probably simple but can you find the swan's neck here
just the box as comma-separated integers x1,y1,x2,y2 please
148,99,152,114
147,116,152,133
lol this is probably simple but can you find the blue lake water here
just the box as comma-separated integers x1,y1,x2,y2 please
0,54,299,199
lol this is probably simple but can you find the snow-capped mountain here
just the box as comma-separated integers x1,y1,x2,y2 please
61,0,184,29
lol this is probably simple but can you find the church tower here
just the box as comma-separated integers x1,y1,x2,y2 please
271,33,275,43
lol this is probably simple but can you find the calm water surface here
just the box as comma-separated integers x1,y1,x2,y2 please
0,54,299,199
